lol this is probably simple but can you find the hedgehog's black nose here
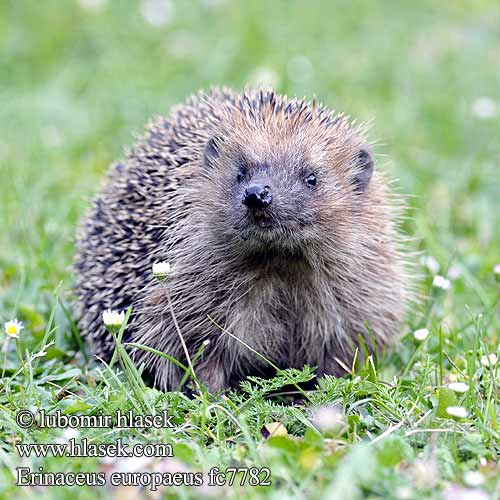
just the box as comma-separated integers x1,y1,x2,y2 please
242,185,272,209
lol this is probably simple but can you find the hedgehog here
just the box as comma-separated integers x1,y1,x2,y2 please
74,88,412,393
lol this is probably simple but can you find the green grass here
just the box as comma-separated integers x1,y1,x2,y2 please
1,0,500,498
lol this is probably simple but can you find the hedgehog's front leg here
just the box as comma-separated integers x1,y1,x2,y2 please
194,354,228,394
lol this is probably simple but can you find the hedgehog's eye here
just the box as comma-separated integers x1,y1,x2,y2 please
236,166,247,183
304,173,317,187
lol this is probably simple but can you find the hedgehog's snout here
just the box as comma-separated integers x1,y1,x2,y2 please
242,184,272,210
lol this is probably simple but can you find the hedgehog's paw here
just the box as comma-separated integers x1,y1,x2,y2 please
195,357,228,394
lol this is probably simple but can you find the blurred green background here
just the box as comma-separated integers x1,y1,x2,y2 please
0,0,499,327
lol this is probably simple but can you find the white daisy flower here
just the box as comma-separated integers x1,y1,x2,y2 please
471,97,497,119
152,261,171,280
447,382,469,393
413,328,429,341
480,353,498,367
433,275,451,290
102,309,125,332
395,486,413,500
4,319,23,339
463,470,484,487
140,0,175,27
420,255,440,275
445,406,468,418
78,0,108,11
311,405,344,433
250,67,280,89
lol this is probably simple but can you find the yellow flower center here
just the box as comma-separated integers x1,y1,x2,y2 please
6,325,18,335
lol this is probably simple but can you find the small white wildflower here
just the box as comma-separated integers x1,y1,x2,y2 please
311,405,344,433
78,0,108,11
480,353,498,367
463,470,485,487
102,309,125,332
445,406,468,418
471,97,497,119
433,275,451,290
63,427,79,440
4,319,23,339
202,339,211,347
152,261,171,280
395,486,413,500
421,255,440,274
249,67,280,89
413,328,430,341
448,382,469,393
140,0,175,27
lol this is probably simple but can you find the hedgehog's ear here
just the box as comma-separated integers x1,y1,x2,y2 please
352,149,374,192
204,136,223,167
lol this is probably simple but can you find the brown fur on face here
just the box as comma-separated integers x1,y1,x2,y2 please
74,88,414,392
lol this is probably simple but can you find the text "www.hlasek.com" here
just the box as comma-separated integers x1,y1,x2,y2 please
16,439,173,458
